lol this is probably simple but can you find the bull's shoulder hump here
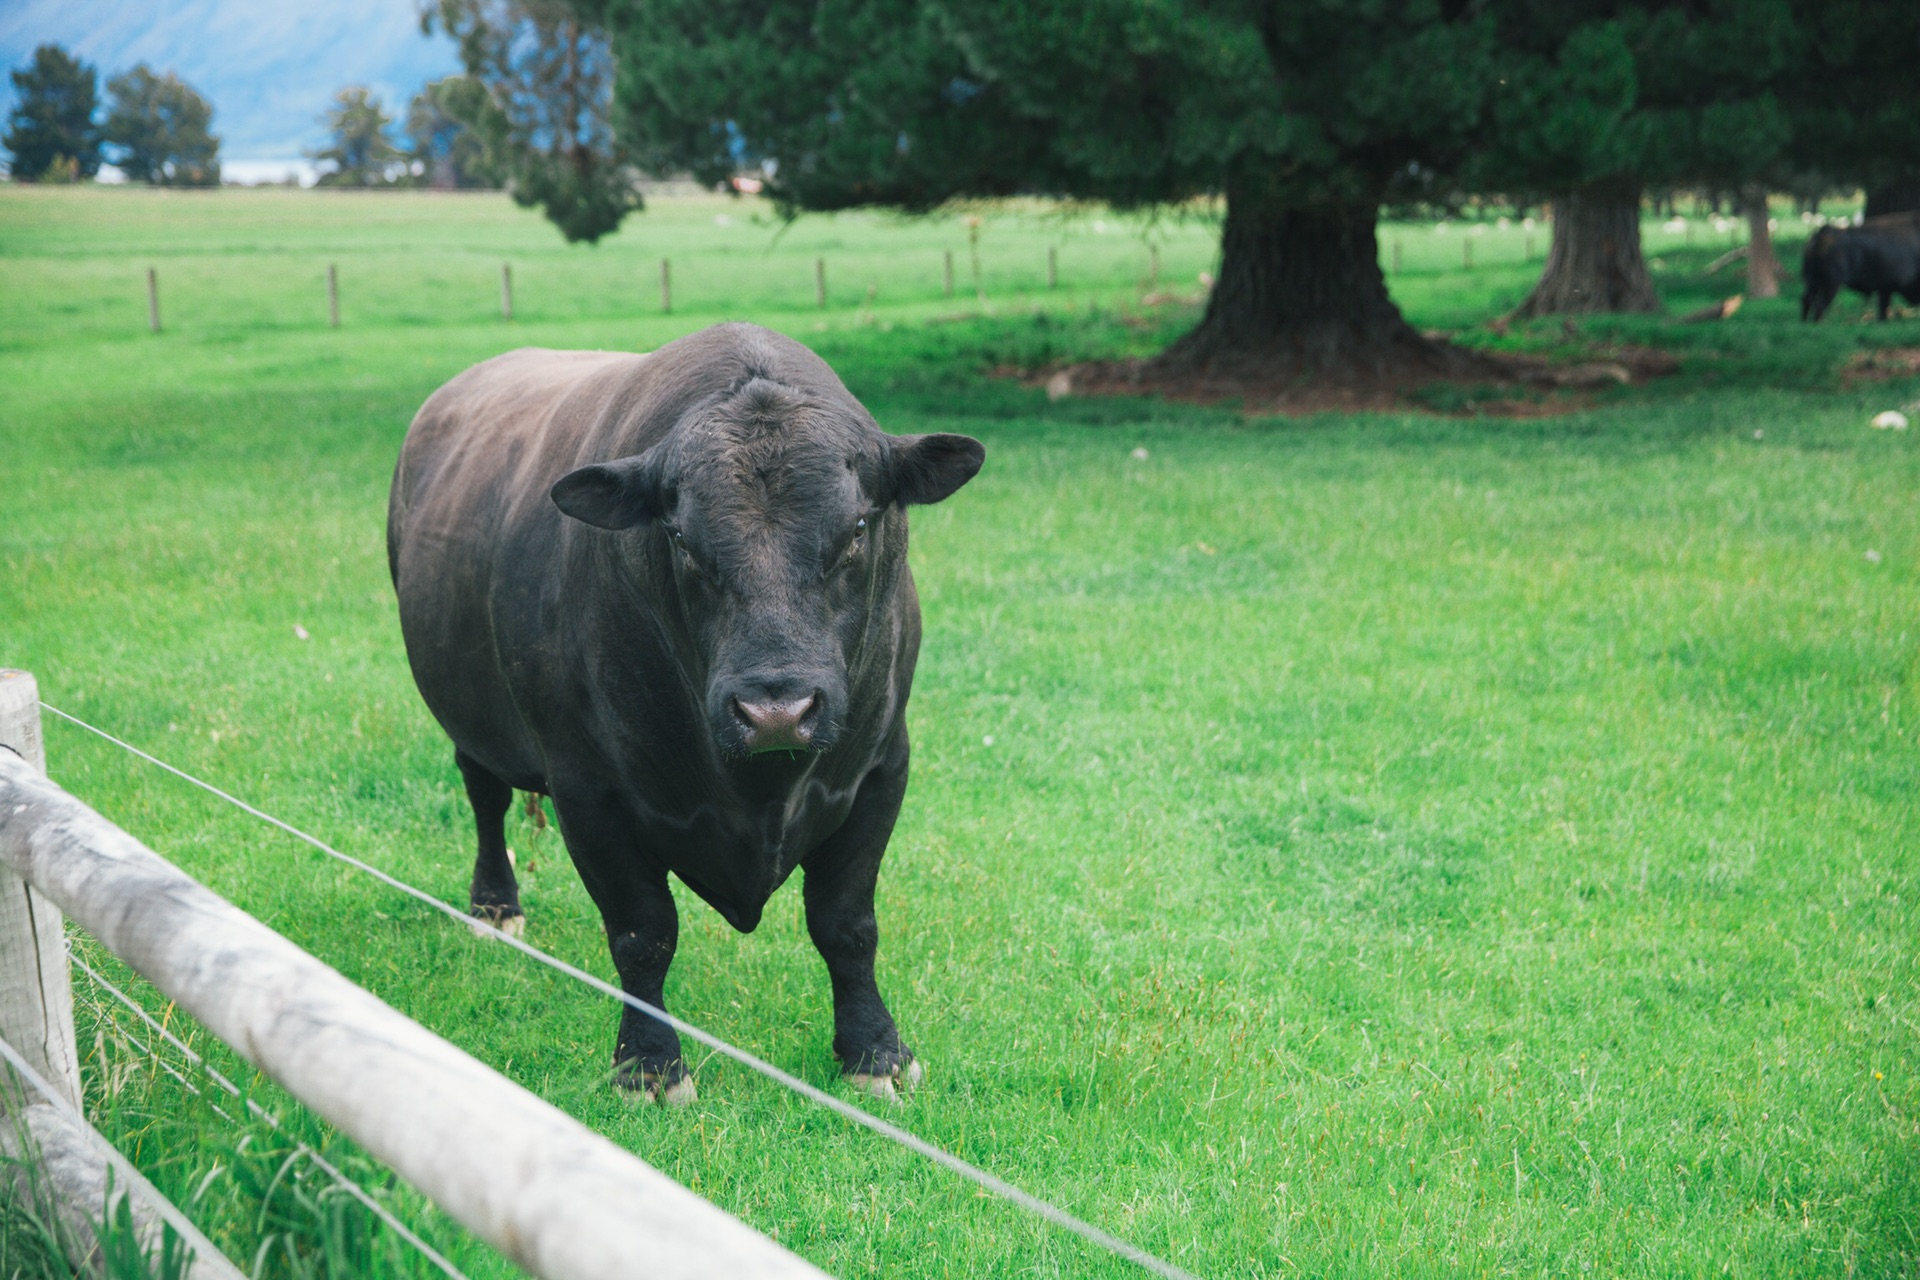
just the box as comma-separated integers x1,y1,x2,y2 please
428,348,648,408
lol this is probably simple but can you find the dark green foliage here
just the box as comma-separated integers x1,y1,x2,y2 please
405,77,499,189
1784,0,1920,202
310,88,404,187
3,44,102,181
1481,2,1799,197
425,0,639,243
607,0,1502,374
103,66,221,187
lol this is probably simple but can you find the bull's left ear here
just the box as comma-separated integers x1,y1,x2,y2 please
888,432,985,506
551,448,666,530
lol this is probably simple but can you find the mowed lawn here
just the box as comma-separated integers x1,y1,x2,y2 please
2,185,1918,1279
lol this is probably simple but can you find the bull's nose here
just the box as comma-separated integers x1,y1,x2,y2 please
732,694,820,753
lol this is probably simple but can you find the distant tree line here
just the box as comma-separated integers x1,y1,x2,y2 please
4,45,220,185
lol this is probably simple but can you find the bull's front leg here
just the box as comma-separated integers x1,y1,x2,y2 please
803,754,920,1101
550,783,693,1105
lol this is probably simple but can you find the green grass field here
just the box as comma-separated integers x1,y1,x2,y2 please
2,184,1918,1279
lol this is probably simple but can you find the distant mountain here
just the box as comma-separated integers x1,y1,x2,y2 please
0,0,460,178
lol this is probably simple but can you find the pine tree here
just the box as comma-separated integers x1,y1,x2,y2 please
4,44,101,181
104,65,221,186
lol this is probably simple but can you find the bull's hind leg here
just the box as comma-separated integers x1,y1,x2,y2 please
456,749,524,937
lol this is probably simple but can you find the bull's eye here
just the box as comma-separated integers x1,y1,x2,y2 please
666,526,698,573
845,517,868,562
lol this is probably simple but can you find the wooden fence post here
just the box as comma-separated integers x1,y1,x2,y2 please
1524,231,1534,261
1047,245,1057,290
1148,244,1160,291
660,258,672,314
501,263,513,321
327,264,340,329
146,268,160,333
1391,241,1403,274
814,257,826,309
0,671,80,1112
1463,238,1473,271
943,250,954,298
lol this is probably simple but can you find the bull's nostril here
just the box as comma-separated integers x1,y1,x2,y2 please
732,693,821,752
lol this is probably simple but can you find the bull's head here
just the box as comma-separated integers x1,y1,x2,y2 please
1801,226,1843,322
549,378,982,762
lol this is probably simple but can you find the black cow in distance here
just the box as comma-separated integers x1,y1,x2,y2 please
388,323,984,1102
1802,215,1920,321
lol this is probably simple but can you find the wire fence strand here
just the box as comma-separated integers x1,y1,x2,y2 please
39,701,1202,1280
70,952,470,1280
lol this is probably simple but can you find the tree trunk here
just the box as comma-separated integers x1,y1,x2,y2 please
1511,179,1659,318
1743,186,1779,299
1151,190,1481,386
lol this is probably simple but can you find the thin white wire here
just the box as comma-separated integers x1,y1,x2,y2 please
70,952,469,1280
41,700,1201,1280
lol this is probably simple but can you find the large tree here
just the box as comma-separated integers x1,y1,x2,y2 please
424,0,640,243
605,0,1498,384
103,65,221,186
4,44,101,181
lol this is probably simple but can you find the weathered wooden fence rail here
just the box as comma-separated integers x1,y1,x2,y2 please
0,669,827,1280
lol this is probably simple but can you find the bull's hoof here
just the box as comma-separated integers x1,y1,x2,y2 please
614,1060,695,1106
847,1055,923,1103
468,905,525,939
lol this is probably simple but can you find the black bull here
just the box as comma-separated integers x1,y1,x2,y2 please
387,323,984,1101
1801,217,1920,321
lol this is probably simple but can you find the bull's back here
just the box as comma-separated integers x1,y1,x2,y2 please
389,348,648,775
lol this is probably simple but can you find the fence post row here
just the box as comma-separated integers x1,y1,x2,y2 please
146,268,160,333
327,263,340,329
501,263,514,322
0,670,825,1280
660,257,672,314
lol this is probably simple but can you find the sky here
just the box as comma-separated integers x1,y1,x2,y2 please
0,0,461,181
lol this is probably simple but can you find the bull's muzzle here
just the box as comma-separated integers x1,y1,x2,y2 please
731,693,821,753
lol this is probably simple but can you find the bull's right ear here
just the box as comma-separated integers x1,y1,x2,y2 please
551,450,666,530
887,432,986,507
